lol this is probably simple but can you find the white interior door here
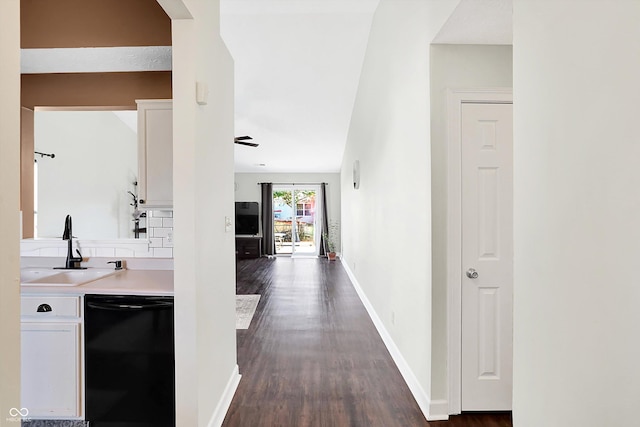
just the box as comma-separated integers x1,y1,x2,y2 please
461,102,513,411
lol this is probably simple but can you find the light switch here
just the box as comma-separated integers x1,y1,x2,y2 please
196,81,208,105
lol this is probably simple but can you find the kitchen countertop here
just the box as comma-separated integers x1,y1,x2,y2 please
21,269,174,296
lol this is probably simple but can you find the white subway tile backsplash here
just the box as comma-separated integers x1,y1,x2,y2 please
151,210,173,218
96,248,116,257
153,228,172,238
115,248,136,257
133,249,153,257
21,210,173,259
152,248,173,258
41,248,60,257
149,238,163,248
148,218,163,228
82,248,97,257
145,209,174,257
144,209,173,257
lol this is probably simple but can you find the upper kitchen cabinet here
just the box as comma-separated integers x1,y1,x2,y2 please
137,100,172,209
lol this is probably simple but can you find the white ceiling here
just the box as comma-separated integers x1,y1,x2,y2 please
221,0,512,173
20,0,513,174
220,0,380,173
433,0,512,45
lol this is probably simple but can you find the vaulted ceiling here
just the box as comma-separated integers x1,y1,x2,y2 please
220,0,380,173
20,0,512,172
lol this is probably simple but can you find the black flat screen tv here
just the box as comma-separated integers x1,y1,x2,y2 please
235,202,259,235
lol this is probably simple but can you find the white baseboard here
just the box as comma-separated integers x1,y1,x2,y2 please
428,399,450,421
207,364,241,427
340,258,443,422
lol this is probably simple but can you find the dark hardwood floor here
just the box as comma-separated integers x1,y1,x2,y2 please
223,257,512,427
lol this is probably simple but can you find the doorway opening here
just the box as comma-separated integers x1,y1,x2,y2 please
273,185,320,256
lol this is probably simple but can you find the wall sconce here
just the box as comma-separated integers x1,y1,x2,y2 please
353,160,360,189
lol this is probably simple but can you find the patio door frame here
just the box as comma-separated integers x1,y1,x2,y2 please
273,184,321,257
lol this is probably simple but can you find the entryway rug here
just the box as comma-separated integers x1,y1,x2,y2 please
22,421,88,426
236,294,261,329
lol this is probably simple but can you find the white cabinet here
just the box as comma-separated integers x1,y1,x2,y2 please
137,99,173,209
21,295,83,419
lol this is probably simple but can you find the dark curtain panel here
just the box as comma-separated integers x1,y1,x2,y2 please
261,183,275,256
319,183,329,256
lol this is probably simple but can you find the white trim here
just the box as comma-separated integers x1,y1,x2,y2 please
446,88,512,415
429,399,450,421
207,364,241,427
341,257,437,421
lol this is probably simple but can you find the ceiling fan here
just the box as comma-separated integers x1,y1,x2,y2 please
234,136,259,147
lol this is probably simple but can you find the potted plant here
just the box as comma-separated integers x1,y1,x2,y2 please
323,221,339,261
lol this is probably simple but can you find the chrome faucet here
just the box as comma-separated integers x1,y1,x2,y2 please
62,215,85,269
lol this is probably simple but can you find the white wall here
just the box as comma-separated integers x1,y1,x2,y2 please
169,0,238,425
35,111,138,239
429,44,512,407
340,0,459,419
513,2,640,426
0,0,22,420
234,172,341,249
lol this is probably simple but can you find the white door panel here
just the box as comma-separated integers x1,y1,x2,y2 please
461,102,513,411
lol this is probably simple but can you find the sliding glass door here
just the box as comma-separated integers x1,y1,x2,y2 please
273,186,320,256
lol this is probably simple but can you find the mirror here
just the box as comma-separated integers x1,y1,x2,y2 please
34,109,141,240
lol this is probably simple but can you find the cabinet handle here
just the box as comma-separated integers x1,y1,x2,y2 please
37,304,52,313
139,199,145,204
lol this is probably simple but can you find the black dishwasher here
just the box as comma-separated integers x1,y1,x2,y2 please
84,294,175,426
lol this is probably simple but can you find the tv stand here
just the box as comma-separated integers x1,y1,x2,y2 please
235,236,262,259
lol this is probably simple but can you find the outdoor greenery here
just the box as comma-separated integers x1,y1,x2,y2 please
273,190,317,242
273,190,316,208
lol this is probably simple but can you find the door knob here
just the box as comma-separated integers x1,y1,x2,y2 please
466,268,478,279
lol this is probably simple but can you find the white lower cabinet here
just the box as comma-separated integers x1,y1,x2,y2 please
21,295,83,419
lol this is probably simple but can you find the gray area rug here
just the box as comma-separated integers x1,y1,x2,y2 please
236,294,260,329
22,421,88,426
